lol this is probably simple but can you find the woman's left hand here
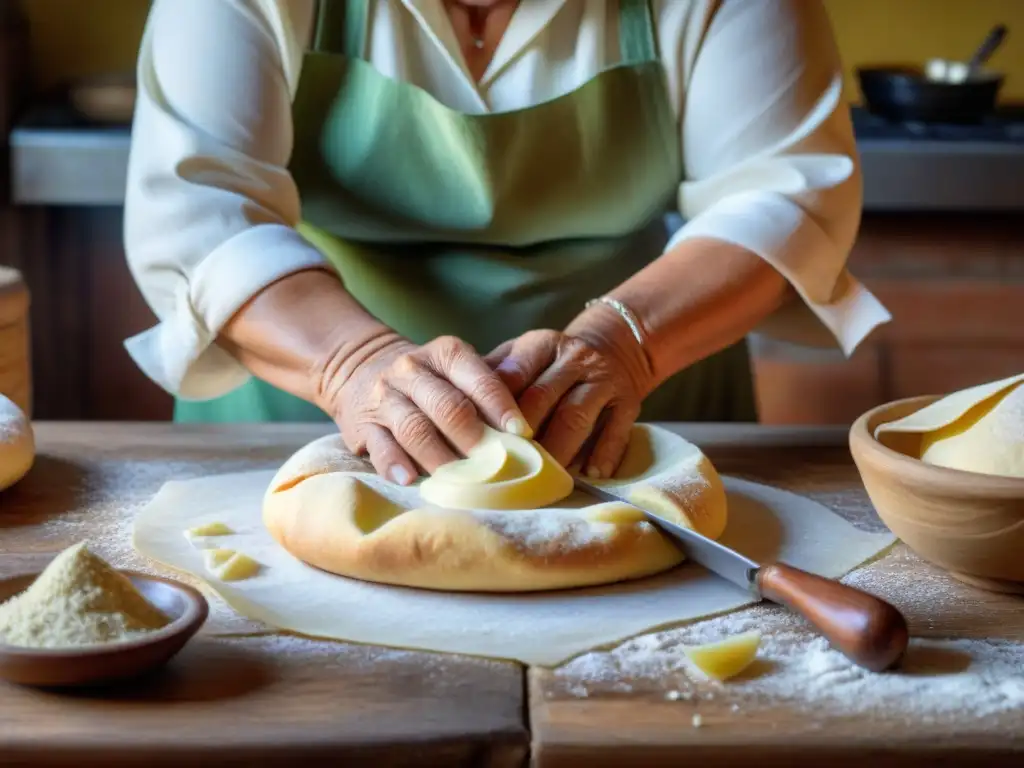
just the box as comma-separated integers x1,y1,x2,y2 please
484,316,653,478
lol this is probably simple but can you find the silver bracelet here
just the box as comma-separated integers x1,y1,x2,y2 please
584,296,647,350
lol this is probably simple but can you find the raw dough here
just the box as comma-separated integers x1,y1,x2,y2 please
683,630,761,681
262,424,727,593
0,393,34,493
419,427,574,510
186,521,234,538
876,373,1024,478
203,548,260,581
217,552,261,581
202,548,234,571
920,385,1024,478
132,469,896,666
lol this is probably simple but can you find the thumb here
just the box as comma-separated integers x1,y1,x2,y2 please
488,331,560,397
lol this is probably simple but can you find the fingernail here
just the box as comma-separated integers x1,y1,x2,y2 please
495,358,522,375
586,465,602,480
504,416,532,439
388,465,412,485
599,463,613,480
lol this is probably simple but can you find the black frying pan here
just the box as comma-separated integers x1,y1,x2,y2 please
857,24,1008,124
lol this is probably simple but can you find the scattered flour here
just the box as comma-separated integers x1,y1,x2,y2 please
554,549,1024,723
480,510,615,555
990,384,1024,443
0,394,26,443
0,456,279,634
6,442,1023,727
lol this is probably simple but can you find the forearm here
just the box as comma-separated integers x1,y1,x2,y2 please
218,268,398,404
568,237,792,395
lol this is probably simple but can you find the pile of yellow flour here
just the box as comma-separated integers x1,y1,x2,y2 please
0,542,170,648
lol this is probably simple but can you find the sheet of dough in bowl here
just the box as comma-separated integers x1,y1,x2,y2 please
132,469,895,667
874,373,1024,439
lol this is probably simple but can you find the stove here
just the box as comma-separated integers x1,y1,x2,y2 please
7,102,1024,210
851,105,1024,144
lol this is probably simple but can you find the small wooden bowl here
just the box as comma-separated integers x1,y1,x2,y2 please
0,571,208,687
850,395,1024,594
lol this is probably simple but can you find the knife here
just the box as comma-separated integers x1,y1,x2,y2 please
574,477,908,673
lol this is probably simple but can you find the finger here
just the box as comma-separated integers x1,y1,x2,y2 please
383,388,461,474
398,368,490,456
428,336,533,438
482,339,514,370
569,408,611,473
487,332,559,396
362,423,419,485
517,357,584,435
583,402,640,480
539,382,613,468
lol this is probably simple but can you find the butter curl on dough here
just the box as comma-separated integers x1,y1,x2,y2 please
262,424,728,593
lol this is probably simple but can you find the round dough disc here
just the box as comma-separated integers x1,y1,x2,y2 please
0,394,34,492
262,424,727,593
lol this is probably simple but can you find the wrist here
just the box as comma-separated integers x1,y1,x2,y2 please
310,326,408,409
221,268,402,405
566,300,655,399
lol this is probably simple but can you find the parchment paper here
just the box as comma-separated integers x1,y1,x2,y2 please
132,471,894,666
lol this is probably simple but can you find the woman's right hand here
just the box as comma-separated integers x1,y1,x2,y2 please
319,333,532,485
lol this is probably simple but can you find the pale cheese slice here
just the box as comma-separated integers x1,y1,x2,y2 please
683,630,762,681
419,427,573,510
185,521,234,540
202,548,261,581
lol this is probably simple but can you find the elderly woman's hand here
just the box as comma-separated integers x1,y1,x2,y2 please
485,309,654,478
320,333,530,485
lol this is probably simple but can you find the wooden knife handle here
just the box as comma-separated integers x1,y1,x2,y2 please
757,563,909,672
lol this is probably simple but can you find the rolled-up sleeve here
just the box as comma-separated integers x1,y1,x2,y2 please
123,0,326,400
663,0,890,355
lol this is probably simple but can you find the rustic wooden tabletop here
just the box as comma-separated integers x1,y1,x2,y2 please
1,422,1021,767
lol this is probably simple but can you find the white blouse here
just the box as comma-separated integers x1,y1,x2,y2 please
123,0,891,400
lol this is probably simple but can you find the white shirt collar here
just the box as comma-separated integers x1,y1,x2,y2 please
402,0,567,107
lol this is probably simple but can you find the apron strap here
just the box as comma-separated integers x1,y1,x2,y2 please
312,0,369,58
618,0,658,64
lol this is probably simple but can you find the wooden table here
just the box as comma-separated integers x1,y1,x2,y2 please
1,423,1022,767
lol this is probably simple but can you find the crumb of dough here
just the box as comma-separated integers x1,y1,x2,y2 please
185,521,234,538
216,552,261,581
0,542,169,648
202,548,261,581
203,548,235,571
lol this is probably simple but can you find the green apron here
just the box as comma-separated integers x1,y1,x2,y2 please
174,0,757,424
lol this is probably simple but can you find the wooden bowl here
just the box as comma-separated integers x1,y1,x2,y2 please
0,571,208,687
849,395,1024,594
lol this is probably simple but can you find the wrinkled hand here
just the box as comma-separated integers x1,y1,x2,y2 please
319,334,530,485
485,322,652,479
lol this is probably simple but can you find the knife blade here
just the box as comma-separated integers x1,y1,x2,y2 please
573,476,910,673
574,477,762,596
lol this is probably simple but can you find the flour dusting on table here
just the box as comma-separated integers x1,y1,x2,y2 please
1,457,277,634
554,549,1024,722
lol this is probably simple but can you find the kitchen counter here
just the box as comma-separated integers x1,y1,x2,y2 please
0,422,530,768
7,105,1024,210
2,422,1022,767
